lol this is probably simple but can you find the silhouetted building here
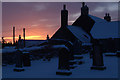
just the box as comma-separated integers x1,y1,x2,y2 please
52,2,120,52
51,3,91,44
16,2,119,52
91,20,120,52
72,2,94,34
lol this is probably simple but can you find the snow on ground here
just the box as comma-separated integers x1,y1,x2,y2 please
1,45,46,53
1,47,16,54
2,53,118,78
104,53,117,56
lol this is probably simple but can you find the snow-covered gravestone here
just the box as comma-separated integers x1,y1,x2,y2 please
56,47,72,75
73,40,82,55
91,40,106,70
14,50,24,72
22,51,31,67
65,41,77,68
73,40,83,65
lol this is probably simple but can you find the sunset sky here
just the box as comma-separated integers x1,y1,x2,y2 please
2,2,118,42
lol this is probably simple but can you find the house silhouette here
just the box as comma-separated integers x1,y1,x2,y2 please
51,2,120,52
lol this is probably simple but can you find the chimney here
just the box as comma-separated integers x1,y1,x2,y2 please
107,13,111,22
82,2,85,7
104,13,111,22
61,4,68,28
23,28,25,47
63,5,66,10
13,27,15,44
81,2,89,16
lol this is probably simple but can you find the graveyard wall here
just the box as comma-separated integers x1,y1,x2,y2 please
98,38,120,53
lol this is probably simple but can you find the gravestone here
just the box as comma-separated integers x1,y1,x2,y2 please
56,47,72,75
73,40,83,65
65,41,77,69
91,40,106,70
55,41,76,69
65,41,74,60
14,50,24,72
73,40,82,55
22,51,31,67
73,55,83,65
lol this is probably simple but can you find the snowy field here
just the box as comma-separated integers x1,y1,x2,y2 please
2,53,118,78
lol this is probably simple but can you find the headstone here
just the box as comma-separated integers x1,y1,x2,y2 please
14,50,24,72
56,47,72,75
91,40,106,70
73,55,83,65
22,51,31,67
64,41,77,69
65,41,74,60
73,40,82,54
73,40,83,65
69,59,77,69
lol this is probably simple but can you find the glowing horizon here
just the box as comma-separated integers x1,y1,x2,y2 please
2,2,118,43
3,36,46,43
